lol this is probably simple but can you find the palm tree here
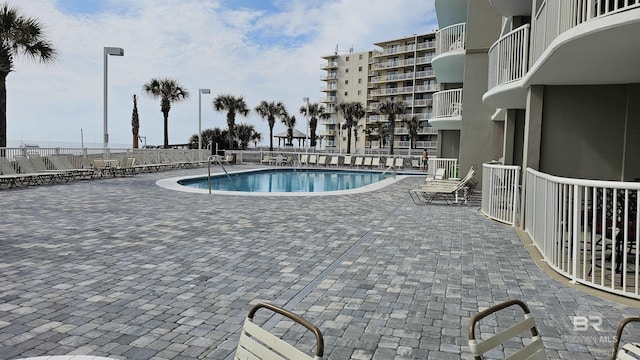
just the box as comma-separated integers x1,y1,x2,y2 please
299,103,330,148
188,127,229,151
378,100,407,155
281,114,296,146
0,3,56,148
337,102,365,154
255,101,287,151
142,77,190,148
403,115,421,150
213,94,250,149
251,132,262,148
131,94,140,148
236,123,260,150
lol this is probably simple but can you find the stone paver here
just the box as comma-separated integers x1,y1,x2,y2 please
0,165,638,359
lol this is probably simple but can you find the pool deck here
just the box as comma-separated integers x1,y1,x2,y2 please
1,165,639,359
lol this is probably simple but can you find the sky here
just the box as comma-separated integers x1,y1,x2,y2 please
7,0,438,148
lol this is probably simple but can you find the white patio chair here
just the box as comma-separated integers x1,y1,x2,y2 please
234,302,324,360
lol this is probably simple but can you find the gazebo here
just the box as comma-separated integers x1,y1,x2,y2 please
273,128,308,148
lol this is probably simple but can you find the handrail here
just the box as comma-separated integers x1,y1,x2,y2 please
381,165,396,178
207,155,237,194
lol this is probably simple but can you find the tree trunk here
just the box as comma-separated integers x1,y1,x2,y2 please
269,126,274,152
163,110,169,148
0,72,7,150
346,127,352,154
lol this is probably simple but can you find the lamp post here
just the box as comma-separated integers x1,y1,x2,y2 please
103,46,124,158
198,88,211,160
303,97,310,150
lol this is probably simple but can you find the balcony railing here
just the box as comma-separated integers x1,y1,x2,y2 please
525,167,640,300
432,89,463,118
371,58,415,70
435,22,466,56
532,0,640,65
321,73,337,81
482,162,521,226
415,140,438,148
416,40,436,50
488,24,530,89
321,61,338,69
381,44,415,55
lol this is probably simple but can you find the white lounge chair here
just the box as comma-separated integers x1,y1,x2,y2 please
329,156,339,167
363,157,372,168
354,156,363,167
409,165,477,205
234,302,324,360
308,154,317,166
394,158,403,168
385,158,394,168
343,155,352,167
317,155,327,166
299,154,308,166
371,157,380,168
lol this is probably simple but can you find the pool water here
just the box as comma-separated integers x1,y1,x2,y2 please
178,169,394,193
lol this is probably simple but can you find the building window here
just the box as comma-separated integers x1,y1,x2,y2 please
344,91,348,96
345,80,349,85
345,68,349,73
358,78,362,84
359,54,363,60
345,56,349,61
358,66,362,71
357,90,362,95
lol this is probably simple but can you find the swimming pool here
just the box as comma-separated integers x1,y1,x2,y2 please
156,168,410,196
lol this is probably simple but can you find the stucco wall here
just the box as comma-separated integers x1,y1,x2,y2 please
540,84,640,181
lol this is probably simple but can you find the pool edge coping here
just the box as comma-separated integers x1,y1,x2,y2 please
156,167,417,196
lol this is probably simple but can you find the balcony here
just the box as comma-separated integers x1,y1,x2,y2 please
483,24,531,109
369,86,414,96
429,89,463,130
320,96,337,103
416,40,436,50
371,58,415,70
489,0,532,16
321,73,337,81
381,44,416,55
321,61,338,69
320,84,338,92
527,0,640,86
432,22,466,83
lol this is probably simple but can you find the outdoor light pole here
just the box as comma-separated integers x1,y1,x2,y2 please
198,88,211,160
303,97,310,150
103,46,124,158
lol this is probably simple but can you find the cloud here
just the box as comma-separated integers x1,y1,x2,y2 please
7,0,437,148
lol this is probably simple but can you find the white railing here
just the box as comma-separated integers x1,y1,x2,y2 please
482,162,521,226
432,89,463,118
0,147,205,169
431,158,459,179
369,86,414,96
435,22,466,55
488,24,530,89
531,0,640,65
372,58,415,70
417,40,436,50
525,168,640,299
382,44,415,55
415,140,438,148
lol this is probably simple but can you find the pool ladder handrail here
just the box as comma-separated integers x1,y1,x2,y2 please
381,164,397,178
207,155,238,194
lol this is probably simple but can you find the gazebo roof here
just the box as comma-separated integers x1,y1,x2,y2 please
274,128,307,139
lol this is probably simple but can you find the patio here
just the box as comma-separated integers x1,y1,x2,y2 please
0,165,638,359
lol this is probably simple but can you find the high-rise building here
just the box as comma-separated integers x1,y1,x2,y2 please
320,49,372,153
319,32,441,155
367,33,439,156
